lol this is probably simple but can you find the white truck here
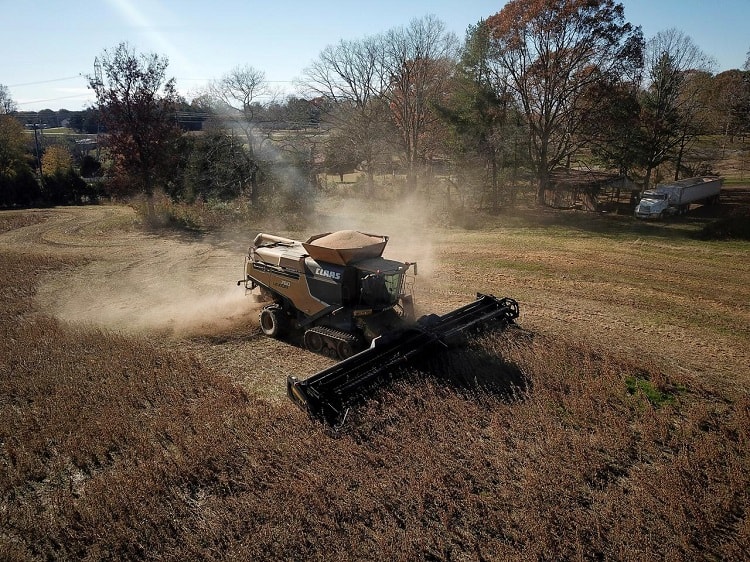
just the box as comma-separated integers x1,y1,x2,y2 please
635,176,723,219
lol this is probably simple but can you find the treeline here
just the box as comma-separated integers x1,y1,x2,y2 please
0,115,104,207
0,92,323,210
1,0,749,213
10,97,322,135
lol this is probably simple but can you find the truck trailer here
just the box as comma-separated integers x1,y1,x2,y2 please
635,176,723,219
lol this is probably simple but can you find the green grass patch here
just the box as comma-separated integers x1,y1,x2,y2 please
625,375,678,407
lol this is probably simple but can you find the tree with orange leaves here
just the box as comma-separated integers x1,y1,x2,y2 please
486,0,643,205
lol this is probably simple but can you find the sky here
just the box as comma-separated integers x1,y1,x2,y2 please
2,0,749,113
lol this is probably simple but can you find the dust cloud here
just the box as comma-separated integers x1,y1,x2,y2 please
34,195,439,339
37,233,264,338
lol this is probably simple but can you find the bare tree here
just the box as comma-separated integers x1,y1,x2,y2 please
304,16,458,197
382,15,459,193
205,65,272,203
304,36,386,108
207,65,271,150
209,65,269,130
639,28,715,187
486,0,643,204
0,84,16,114
303,36,392,195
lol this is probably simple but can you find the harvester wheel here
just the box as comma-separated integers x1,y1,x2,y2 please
260,307,285,337
304,330,324,353
337,340,355,360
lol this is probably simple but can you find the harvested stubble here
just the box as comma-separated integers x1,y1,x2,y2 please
1,251,749,561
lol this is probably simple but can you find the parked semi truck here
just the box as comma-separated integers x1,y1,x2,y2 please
635,176,723,219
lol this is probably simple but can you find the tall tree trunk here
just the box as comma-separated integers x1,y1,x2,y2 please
536,176,547,206
249,163,260,206
536,142,549,206
536,161,549,206
142,167,154,218
674,134,687,180
366,167,375,198
643,165,654,190
405,162,417,196
490,154,498,211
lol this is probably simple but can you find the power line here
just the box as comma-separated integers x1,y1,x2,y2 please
8,75,84,88
16,94,93,107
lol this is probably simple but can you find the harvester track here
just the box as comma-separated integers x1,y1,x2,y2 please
304,326,361,359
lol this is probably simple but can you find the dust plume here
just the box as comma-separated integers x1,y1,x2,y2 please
37,234,264,338
34,193,439,338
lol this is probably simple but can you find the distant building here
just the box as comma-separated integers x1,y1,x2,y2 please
546,169,637,212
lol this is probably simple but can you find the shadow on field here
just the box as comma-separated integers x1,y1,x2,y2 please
500,206,703,240
494,185,750,241
416,333,532,398
336,328,534,437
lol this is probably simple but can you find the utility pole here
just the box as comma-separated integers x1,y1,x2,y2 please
94,57,103,159
26,122,45,181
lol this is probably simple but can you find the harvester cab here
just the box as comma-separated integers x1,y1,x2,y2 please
238,230,520,426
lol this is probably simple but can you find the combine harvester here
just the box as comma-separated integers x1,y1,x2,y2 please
238,230,519,425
